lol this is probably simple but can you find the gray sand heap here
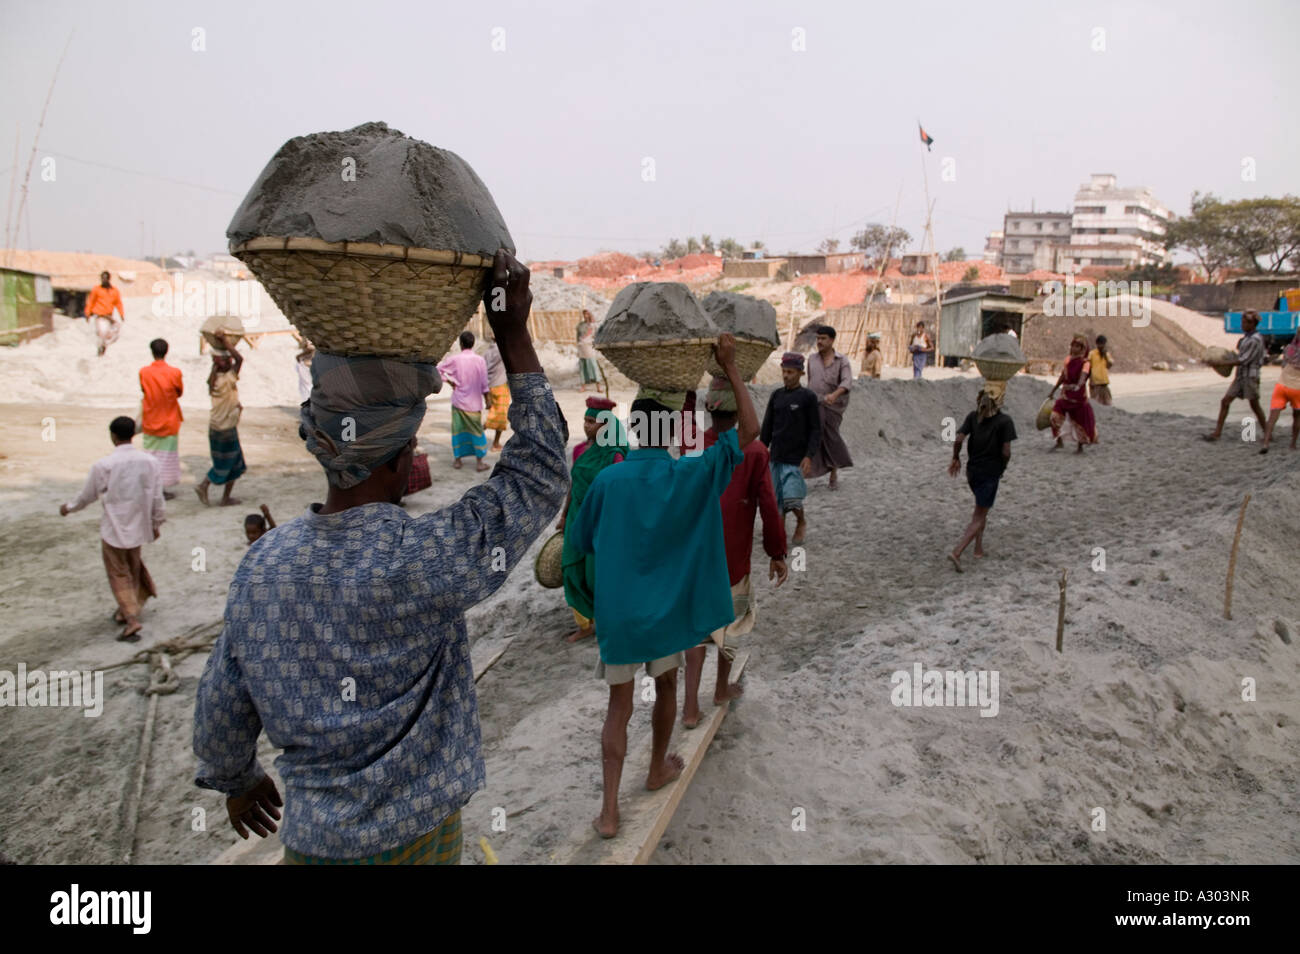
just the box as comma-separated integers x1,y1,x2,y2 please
595,282,718,344
973,332,1026,364
227,121,513,255
700,291,779,345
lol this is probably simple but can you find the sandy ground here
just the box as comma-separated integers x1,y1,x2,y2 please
0,367,1296,865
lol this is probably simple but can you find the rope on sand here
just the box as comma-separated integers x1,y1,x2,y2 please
119,620,222,864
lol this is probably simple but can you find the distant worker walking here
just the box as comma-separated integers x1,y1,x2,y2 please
1088,335,1114,406
1259,329,1300,454
1204,310,1268,443
139,338,184,498
86,270,126,357
861,332,884,379
437,331,491,470
947,386,1017,573
909,322,933,379
1049,334,1099,452
806,325,854,490
760,352,820,545
576,309,599,392
60,416,165,641
484,335,511,451
196,331,246,506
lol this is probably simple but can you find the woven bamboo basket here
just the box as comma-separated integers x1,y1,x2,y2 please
1035,396,1055,431
973,357,1026,381
534,531,564,589
706,336,777,380
231,237,494,361
596,338,717,392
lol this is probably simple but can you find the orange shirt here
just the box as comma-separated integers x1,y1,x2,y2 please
139,360,184,436
86,285,124,318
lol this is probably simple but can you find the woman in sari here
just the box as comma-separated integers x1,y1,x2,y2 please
557,396,628,642
1049,334,1099,452
576,310,599,392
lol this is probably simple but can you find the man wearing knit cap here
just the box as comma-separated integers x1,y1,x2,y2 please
682,375,788,728
806,324,854,490
760,351,820,545
194,251,569,865
569,334,757,839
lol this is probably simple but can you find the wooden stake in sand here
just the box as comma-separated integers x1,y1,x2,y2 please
1224,493,1251,620
1055,569,1067,653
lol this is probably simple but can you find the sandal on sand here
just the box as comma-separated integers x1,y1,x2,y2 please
947,553,963,573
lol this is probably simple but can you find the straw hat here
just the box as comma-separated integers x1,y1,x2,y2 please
534,532,565,589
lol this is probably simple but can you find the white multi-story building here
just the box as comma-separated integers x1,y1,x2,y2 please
1000,211,1072,273
1056,174,1172,272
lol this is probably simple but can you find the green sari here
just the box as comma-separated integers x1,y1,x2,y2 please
562,412,629,619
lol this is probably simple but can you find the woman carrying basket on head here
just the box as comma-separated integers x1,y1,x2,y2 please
1049,334,1099,452
556,396,628,642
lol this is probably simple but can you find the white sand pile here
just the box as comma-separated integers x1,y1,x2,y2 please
227,121,513,255
0,287,302,408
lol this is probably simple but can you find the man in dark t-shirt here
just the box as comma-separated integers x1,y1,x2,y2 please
760,352,821,545
946,388,1017,572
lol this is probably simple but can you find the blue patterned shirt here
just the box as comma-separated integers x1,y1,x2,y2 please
193,373,568,859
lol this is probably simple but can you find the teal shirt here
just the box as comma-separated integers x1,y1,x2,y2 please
571,429,743,665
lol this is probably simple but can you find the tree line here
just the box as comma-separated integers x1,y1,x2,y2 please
1165,193,1300,281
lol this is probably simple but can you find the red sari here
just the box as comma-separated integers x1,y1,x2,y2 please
1051,356,1098,444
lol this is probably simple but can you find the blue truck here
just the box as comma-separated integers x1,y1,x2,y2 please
1224,291,1299,353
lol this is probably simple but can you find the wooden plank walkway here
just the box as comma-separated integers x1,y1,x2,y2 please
552,651,748,865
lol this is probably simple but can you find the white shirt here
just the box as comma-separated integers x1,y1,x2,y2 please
65,443,166,549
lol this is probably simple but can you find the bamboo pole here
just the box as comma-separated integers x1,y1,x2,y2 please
848,183,904,360
1224,493,1251,620
9,31,73,264
1055,569,1067,652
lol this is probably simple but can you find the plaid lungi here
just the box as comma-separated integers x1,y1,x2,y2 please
206,427,246,484
450,409,487,459
485,384,510,432
283,810,462,865
142,433,181,487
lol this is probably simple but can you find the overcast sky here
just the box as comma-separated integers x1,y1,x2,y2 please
2,0,1296,264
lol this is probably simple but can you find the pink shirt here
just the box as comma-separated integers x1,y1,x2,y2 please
437,350,490,413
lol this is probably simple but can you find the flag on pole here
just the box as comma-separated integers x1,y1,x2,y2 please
919,123,934,151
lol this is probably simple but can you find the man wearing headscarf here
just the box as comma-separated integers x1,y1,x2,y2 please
681,376,788,729
760,352,820,545
862,332,884,379
569,335,756,839
946,383,1017,572
194,251,569,865
557,395,628,642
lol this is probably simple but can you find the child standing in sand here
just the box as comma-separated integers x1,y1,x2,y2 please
947,386,1016,572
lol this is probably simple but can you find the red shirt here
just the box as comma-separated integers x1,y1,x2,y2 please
703,427,786,585
85,285,124,318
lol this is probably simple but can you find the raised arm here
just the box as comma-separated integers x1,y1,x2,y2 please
715,333,759,447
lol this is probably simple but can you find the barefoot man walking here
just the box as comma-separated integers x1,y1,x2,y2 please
682,375,787,729
60,416,165,641
806,325,854,490
196,331,246,506
569,334,756,838
947,386,1017,572
1204,310,1268,443
760,352,820,546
